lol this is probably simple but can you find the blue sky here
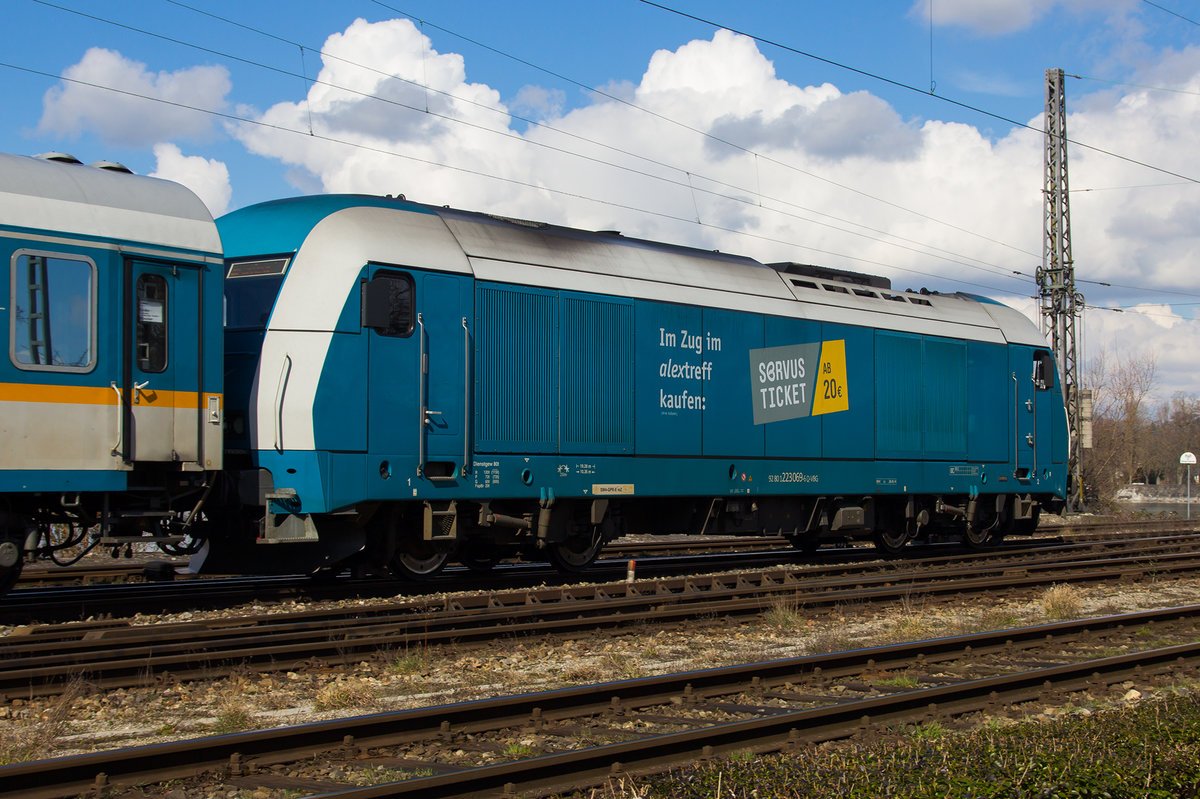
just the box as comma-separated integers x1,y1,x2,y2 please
5,0,1200,397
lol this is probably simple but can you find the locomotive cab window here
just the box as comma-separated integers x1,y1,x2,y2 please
1033,351,1055,390
362,270,415,337
10,251,96,372
135,273,168,372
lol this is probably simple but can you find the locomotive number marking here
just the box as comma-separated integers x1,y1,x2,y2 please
767,472,820,484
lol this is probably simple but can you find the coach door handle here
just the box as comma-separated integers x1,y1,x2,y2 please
110,382,123,455
133,381,150,404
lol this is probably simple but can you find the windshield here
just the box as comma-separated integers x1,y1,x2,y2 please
224,257,289,329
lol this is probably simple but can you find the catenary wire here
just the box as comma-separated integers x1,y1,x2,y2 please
635,0,1200,186
21,1,1200,303
1,58,1025,294
29,0,1035,286
369,0,1042,262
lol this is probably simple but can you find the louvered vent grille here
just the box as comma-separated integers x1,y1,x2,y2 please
561,295,633,453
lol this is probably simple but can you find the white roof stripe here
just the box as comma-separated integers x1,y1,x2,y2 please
0,153,221,255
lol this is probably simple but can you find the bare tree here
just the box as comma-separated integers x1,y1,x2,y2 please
1083,349,1158,500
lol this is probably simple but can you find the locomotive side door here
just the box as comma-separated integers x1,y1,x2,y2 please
1032,350,1059,478
364,267,469,480
121,259,202,464
417,273,469,475
1010,347,1036,482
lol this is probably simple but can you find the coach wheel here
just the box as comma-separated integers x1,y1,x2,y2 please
0,536,23,596
546,529,604,574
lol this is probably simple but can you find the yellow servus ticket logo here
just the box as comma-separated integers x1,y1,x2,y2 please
748,339,848,425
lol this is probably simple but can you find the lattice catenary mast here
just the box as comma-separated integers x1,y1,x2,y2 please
1039,67,1084,512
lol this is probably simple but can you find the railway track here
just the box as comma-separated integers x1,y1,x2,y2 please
6,518,1195,625
10,515,1187,589
5,530,1200,700
4,603,1199,798
0,537,1017,625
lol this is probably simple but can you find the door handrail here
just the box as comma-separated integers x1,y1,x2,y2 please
462,316,471,476
274,355,291,454
417,313,426,478
109,381,123,456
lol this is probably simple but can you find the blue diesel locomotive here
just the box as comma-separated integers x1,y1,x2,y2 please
0,152,1068,590
210,193,1067,579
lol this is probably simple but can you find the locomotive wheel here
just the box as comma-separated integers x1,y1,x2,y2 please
0,536,23,596
964,505,1002,549
389,544,450,580
457,540,501,573
546,530,604,574
787,534,821,555
1008,505,1041,535
872,526,909,555
373,504,450,581
872,502,912,555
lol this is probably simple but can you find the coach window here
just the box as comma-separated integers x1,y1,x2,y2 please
10,251,96,372
135,273,168,372
362,270,415,337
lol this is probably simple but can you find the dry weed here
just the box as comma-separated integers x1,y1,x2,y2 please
0,678,86,764
1041,583,1084,621
763,593,806,631
314,678,382,711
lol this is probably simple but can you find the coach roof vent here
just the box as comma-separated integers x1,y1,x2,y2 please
34,152,83,165
89,160,134,174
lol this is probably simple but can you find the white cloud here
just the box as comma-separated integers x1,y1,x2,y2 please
509,86,566,121
227,19,1200,397
909,0,1137,36
1081,303,1200,404
39,48,230,146
149,143,231,217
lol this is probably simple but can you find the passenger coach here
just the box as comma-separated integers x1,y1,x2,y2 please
214,195,1067,579
0,152,224,590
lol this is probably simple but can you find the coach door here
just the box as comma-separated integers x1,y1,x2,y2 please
364,267,469,480
121,259,202,464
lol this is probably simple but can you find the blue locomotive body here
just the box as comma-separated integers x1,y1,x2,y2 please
215,195,1067,577
0,153,225,590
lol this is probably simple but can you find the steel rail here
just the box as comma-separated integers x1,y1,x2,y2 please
317,640,1200,799
3,604,1198,799
4,525,1192,630
11,530,1197,648
4,540,1200,699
